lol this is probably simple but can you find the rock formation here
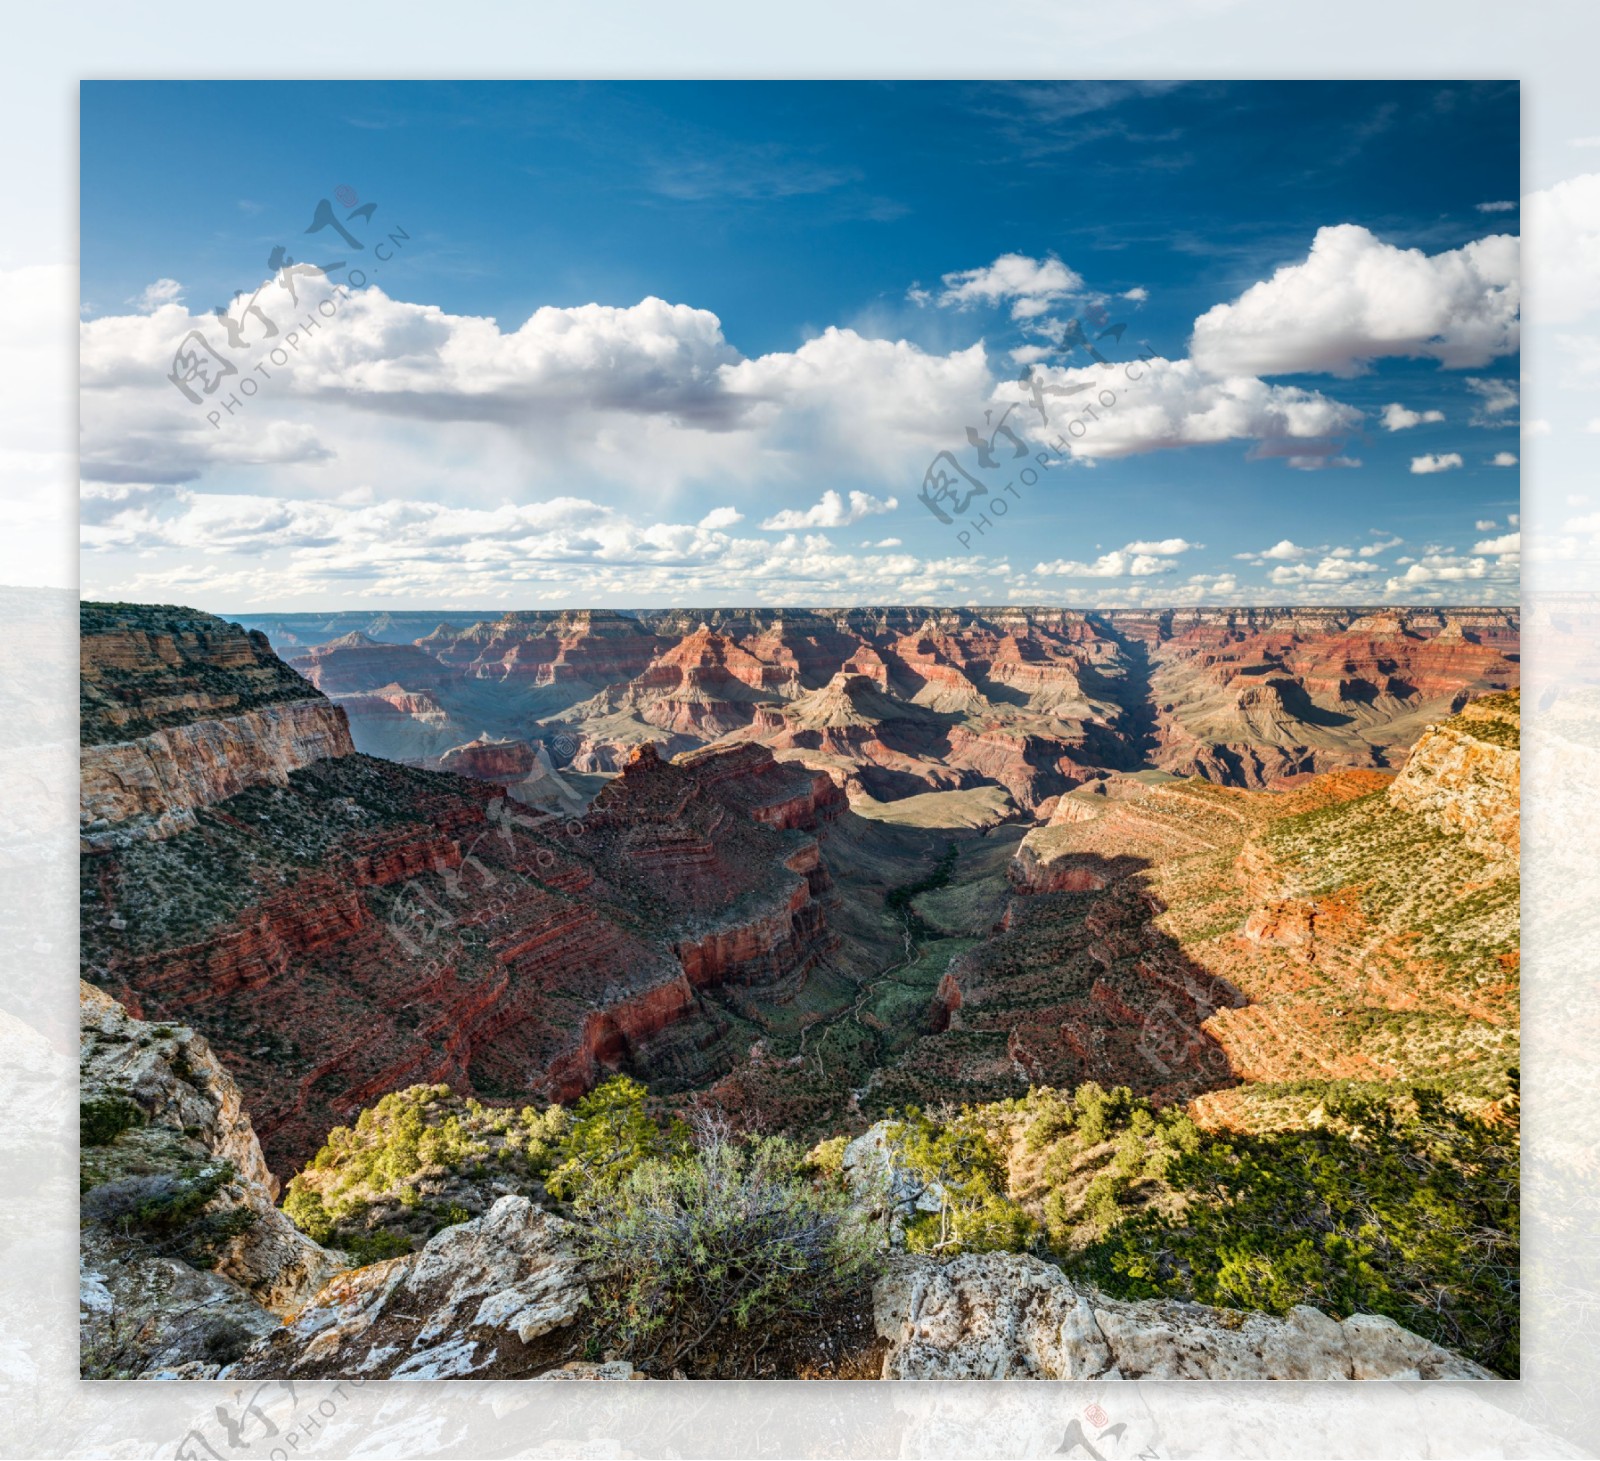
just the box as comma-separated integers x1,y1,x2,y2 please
872,1251,1491,1380
227,604,1519,798
79,982,345,1376
81,605,849,1177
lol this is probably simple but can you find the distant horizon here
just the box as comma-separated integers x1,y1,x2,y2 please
89,598,1522,619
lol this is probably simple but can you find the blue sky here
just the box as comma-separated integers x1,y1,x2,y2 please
79,80,1522,610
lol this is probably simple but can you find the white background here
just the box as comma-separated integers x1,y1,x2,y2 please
1,3,1595,1455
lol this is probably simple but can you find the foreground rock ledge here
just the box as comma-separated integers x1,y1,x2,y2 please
872,1251,1493,1380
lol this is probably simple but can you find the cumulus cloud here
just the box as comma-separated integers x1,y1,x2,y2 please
1521,171,1600,326
81,480,1021,606
1035,538,1195,578
698,506,744,530
1121,287,1149,303
1268,556,1381,585
998,355,1361,465
81,278,996,497
1124,537,1199,555
1358,535,1403,557
1189,224,1519,377
128,279,184,313
1465,375,1519,424
1035,549,1177,578
1490,451,1519,466
1410,453,1464,474
1256,539,1313,561
759,489,898,531
931,253,1084,320
1380,402,1445,431
1384,553,1493,590
1473,531,1521,555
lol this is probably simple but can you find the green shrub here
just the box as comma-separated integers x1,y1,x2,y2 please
80,1095,145,1147
546,1076,688,1203
886,1106,1036,1255
577,1121,879,1369
1075,1082,1520,1375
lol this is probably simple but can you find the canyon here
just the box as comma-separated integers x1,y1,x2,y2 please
238,605,1519,803
77,599,1521,1382
81,601,1520,1179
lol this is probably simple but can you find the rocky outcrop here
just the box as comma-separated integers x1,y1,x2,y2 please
872,1251,1492,1380
1387,694,1519,860
81,698,354,843
79,984,346,1376
81,605,353,843
436,734,539,782
233,1197,589,1380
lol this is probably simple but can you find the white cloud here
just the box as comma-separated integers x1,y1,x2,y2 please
1410,452,1464,474
1475,519,1498,531
1383,553,1494,590
1380,402,1445,431
1121,287,1149,303
759,489,898,531
1034,540,1187,578
1123,537,1199,555
864,537,902,549
128,279,184,313
81,479,1025,607
1476,201,1517,213
1489,451,1519,467
1190,224,1519,377
1473,531,1521,555
999,355,1361,465
698,506,744,530
1257,539,1313,561
1267,556,1381,585
933,253,1084,320
1358,535,1403,557
1522,172,1600,326
1465,375,1519,423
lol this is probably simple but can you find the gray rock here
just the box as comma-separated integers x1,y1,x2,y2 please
873,1251,1494,1380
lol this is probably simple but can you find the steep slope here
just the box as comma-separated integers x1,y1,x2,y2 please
80,606,849,1178
1008,695,1520,1128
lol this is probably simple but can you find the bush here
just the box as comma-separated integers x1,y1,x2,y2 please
80,1095,145,1147
1075,1082,1521,1375
886,1106,1036,1255
283,1083,574,1253
546,1076,688,1203
577,1118,879,1369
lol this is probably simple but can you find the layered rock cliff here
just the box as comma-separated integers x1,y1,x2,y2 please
81,603,353,843
228,603,1520,799
79,983,345,1376
1386,692,1520,861
81,606,850,1177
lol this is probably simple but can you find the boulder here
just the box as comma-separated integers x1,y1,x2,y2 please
872,1251,1493,1380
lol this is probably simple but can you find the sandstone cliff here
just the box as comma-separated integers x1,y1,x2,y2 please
81,604,353,844
1386,692,1519,861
